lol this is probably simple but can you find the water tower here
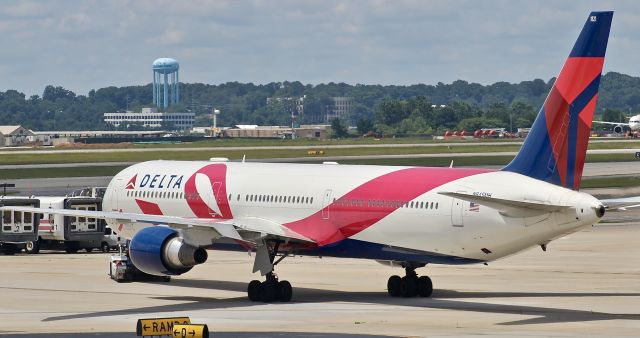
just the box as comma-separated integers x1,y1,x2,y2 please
152,58,179,108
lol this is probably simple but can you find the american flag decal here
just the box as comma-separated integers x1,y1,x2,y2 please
469,202,480,212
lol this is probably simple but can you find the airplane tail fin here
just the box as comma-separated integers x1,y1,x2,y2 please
502,11,613,190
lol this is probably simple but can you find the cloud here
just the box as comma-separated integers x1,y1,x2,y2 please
0,0,637,96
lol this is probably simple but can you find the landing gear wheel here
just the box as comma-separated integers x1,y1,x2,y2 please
260,281,278,303
248,280,261,302
387,266,433,298
25,241,40,254
247,240,295,303
400,276,418,297
277,280,293,302
85,247,94,253
387,275,402,297
101,242,110,253
417,276,433,297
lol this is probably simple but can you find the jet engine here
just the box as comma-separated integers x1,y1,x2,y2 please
129,226,208,276
614,125,623,134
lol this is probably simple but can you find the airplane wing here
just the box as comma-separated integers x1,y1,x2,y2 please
599,196,640,211
0,206,315,245
592,120,625,126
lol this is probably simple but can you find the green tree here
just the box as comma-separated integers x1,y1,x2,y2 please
356,118,374,135
330,118,349,138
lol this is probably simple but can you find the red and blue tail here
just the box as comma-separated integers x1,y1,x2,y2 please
503,11,613,190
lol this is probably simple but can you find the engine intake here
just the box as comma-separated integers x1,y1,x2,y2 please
129,226,208,276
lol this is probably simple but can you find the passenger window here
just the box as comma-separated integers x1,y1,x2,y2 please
25,212,32,223
436,202,439,209
14,212,22,223
310,197,314,204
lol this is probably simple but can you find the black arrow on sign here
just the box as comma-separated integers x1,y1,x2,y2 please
190,330,195,337
174,329,180,336
143,324,149,330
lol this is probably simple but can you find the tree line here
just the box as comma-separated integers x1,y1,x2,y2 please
0,72,637,135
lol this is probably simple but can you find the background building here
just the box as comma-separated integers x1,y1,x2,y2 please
223,124,329,139
0,125,36,147
104,107,195,130
326,97,352,122
153,58,180,108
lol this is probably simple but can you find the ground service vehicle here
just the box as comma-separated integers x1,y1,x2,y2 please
109,243,170,282
26,197,106,254
0,198,40,255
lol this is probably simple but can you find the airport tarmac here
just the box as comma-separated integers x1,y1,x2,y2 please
0,219,639,337
0,138,635,156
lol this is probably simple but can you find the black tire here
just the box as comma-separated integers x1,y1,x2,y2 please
247,280,261,302
25,241,40,254
400,276,418,297
387,275,402,297
277,280,293,302
417,276,433,297
64,244,79,254
101,242,110,253
260,281,277,303
85,247,94,253
1,244,19,255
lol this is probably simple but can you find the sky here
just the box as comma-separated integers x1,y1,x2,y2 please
1,0,638,96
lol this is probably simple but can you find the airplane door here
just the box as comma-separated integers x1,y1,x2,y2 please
321,189,332,220
113,178,123,211
451,197,463,227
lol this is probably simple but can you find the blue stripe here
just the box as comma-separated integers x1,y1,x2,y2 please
211,239,483,265
566,75,601,188
569,11,613,57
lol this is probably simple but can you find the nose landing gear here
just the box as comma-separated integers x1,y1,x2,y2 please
387,267,432,298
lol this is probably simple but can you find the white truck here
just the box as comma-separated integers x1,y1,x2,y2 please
0,197,40,255
26,196,107,254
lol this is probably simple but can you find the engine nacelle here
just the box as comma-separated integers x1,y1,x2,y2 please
614,125,623,134
129,226,208,276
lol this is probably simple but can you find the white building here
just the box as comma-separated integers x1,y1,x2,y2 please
104,107,195,130
325,97,352,122
0,125,36,147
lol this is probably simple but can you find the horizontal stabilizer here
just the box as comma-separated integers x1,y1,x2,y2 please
600,196,640,211
438,191,571,213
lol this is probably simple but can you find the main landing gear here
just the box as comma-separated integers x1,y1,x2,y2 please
387,267,433,298
247,241,293,303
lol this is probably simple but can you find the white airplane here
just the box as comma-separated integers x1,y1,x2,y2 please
593,114,640,133
1,11,614,302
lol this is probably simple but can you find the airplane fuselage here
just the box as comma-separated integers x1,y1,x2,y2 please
103,160,602,265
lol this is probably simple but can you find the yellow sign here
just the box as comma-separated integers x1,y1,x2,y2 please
136,317,191,336
172,324,209,338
